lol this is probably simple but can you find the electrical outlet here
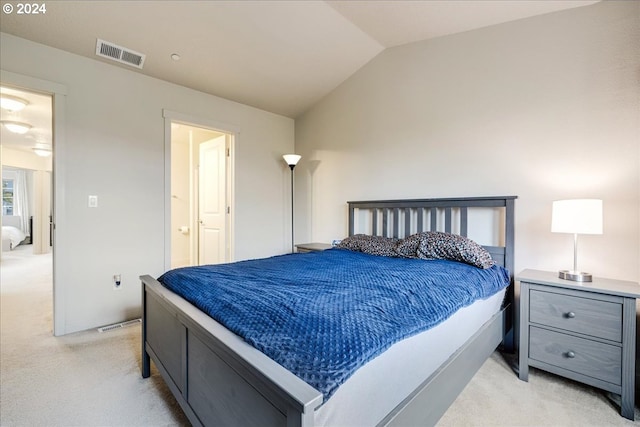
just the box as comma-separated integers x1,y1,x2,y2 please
113,274,122,290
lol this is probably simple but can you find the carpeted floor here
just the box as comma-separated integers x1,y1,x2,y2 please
439,352,639,426
1,244,638,426
0,245,188,426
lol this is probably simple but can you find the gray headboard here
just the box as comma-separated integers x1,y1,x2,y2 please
347,196,517,275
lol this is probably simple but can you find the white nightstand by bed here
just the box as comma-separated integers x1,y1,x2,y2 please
517,269,639,420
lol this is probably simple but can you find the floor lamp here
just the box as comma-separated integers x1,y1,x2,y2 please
283,154,301,253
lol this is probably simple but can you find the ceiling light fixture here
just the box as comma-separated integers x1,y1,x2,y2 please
33,148,52,157
171,53,181,61
1,120,32,134
0,94,29,112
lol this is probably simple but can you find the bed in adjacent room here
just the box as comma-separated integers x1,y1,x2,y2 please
140,196,516,426
1,215,27,251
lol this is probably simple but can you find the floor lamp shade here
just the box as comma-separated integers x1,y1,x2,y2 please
283,154,301,168
551,199,603,282
283,154,301,253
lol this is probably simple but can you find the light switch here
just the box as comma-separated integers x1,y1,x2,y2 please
88,195,98,208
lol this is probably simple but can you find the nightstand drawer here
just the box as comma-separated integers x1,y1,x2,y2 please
529,326,621,385
529,290,622,342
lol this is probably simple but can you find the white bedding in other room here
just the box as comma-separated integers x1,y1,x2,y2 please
2,225,27,250
314,289,506,427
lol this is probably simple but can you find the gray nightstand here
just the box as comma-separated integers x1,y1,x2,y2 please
295,243,332,253
517,269,639,420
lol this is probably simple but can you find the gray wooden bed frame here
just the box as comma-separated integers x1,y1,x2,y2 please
141,195,516,426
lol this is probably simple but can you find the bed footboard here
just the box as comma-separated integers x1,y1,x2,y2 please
141,275,323,427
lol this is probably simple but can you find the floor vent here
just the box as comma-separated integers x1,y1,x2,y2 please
97,318,141,333
95,39,146,69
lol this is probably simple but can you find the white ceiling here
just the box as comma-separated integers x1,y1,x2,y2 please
0,87,52,154
0,0,598,122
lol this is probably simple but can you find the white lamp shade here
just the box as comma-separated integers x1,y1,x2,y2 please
283,154,301,166
551,199,603,235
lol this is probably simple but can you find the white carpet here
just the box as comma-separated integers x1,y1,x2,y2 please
1,244,638,426
438,352,639,426
0,245,188,426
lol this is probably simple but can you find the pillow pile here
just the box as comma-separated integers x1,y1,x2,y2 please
338,231,494,269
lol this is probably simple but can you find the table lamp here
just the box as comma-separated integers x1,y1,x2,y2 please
551,199,603,282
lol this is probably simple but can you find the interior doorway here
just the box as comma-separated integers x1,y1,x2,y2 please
0,86,54,328
0,87,53,255
169,121,234,269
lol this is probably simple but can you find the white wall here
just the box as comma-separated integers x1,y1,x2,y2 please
170,128,191,268
295,0,639,282
1,32,295,334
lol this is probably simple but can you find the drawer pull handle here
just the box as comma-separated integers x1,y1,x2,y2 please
565,312,576,319
566,351,576,358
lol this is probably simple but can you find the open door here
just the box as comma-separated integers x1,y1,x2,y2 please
168,116,234,269
198,135,226,265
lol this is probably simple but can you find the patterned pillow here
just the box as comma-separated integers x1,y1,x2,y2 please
415,231,495,269
337,234,399,257
394,233,422,258
336,234,367,251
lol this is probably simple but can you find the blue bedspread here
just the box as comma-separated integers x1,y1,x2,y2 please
158,248,510,401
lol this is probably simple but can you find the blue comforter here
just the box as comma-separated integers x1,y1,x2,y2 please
158,248,510,401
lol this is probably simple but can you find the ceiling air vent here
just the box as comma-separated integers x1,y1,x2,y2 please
95,39,146,69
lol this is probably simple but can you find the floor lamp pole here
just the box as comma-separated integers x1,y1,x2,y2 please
290,165,295,253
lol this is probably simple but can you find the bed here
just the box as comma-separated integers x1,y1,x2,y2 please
1,215,27,251
141,196,516,426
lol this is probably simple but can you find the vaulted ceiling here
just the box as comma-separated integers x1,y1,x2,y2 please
1,1,598,119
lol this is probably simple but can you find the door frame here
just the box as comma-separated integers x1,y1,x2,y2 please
163,109,236,271
1,70,67,336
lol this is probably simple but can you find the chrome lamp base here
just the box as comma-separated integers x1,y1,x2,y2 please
558,270,593,282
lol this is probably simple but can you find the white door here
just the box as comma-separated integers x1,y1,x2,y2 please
198,136,226,265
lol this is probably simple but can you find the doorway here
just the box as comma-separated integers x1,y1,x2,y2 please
0,86,54,329
0,87,53,255
168,120,234,269
1,70,66,335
